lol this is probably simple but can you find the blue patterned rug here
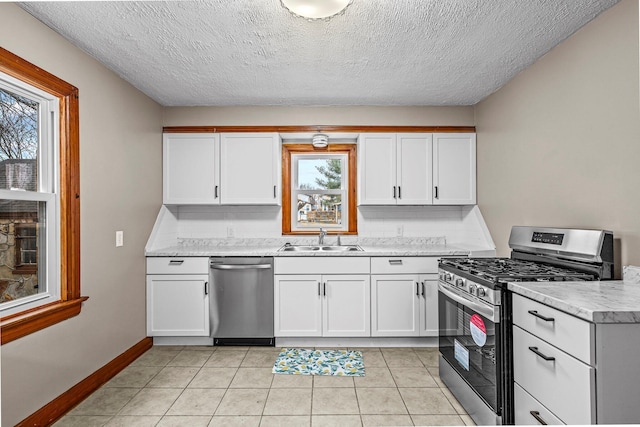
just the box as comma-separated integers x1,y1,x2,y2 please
272,348,365,376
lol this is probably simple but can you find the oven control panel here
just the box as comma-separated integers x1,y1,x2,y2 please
438,270,499,306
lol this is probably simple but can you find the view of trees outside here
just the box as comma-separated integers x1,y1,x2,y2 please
0,87,41,303
297,158,344,227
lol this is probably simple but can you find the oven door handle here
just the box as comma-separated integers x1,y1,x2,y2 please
438,283,499,323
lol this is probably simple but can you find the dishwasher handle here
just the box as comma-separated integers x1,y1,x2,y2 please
210,263,272,270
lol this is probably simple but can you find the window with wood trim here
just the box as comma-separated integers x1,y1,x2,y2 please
0,47,84,345
282,144,357,235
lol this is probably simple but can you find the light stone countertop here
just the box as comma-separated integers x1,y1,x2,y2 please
145,236,474,257
508,280,640,324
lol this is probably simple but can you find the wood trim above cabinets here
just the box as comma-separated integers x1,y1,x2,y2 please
163,125,476,133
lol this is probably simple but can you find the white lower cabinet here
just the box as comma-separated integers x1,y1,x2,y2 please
512,293,640,425
370,257,439,337
274,274,370,337
146,257,210,337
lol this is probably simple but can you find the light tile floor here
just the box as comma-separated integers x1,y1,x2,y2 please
53,346,476,427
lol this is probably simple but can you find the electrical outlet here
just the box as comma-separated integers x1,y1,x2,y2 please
115,230,124,247
227,227,234,238
396,225,403,237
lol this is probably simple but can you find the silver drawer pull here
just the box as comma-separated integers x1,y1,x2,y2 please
528,346,555,362
388,260,403,265
530,410,548,425
528,310,555,322
169,260,184,265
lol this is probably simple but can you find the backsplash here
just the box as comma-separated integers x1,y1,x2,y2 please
146,204,494,252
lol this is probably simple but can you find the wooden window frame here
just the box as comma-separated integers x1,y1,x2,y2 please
282,144,357,235
0,47,85,345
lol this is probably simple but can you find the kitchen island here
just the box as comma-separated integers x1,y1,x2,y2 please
508,280,640,425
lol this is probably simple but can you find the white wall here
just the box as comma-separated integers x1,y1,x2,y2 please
0,4,163,426
475,0,639,274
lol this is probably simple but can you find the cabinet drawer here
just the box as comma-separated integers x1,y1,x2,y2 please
146,257,210,275
370,257,438,274
512,294,593,364
514,383,564,425
274,257,370,274
513,326,595,425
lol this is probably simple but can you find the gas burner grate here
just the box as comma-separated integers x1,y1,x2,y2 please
440,257,594,283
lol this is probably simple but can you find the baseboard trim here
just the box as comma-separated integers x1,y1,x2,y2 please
16,337,153,427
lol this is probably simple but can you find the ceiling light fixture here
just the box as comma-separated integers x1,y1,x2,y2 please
312,133,329,148
281,0,352,21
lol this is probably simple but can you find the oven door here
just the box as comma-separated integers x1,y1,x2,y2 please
438,282,501,413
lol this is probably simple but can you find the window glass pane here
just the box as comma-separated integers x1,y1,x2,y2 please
0,199,44,303
297,158,343,190
297,192,342,227
0,88,39,191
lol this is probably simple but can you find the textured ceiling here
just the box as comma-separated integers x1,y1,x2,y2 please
20,0,619,107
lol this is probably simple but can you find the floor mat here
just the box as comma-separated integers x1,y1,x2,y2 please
272,348,365,376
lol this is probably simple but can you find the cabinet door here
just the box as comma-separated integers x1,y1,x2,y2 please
163,133,220,204
371,274,420,337
432,133,476,205
322,275,371,337
358,133,397,205
274,275,322,337
147,274,210,336
419,276,439,337
396,133,433,205
220,133,281,205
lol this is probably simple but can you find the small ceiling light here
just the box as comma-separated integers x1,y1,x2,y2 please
281,0,352,20
312,133,329,148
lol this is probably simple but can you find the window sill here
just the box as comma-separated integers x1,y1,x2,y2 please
12,265,38,275
0,296,88,345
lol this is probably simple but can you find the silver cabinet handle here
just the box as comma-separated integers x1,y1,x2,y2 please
421,281,425,296
204,281,208,295
210,264,272,270
215,185,219,198
388,260,403,265
318,282,321,296
274,185,277,198
435,186,439,199
530,411,548,425
393,186,396,198
169,260,184,265
528,346,555,362
416,281,420,296
398,186,401,199
528,310,555,322
323,282,326,296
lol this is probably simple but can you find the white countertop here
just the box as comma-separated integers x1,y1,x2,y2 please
508,280,640,324
145,237,483,257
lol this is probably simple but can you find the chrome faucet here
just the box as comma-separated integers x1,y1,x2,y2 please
318,228,326,245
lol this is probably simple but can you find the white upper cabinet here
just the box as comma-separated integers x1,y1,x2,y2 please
163,132,281,205
358,133,397,205
163,133,220,205
433,133,476,205
359,132,475,206
220,133,281,205
358,133,432,205
397,133,433,205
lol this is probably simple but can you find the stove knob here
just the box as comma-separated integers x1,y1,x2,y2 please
455,278,464,287
469,284,476,294
477,288,486,297
444,273,452,282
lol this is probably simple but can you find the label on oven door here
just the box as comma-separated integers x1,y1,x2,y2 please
470,314,487,347
454,339,470,371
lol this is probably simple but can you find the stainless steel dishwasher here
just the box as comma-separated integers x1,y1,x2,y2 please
209,257,274,346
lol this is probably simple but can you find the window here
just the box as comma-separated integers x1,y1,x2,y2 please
282,144,357,235
0,47,83,345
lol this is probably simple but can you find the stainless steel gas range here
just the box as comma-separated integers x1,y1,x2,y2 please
437,226,613,425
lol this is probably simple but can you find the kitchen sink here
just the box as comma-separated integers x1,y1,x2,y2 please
279,244,363,252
